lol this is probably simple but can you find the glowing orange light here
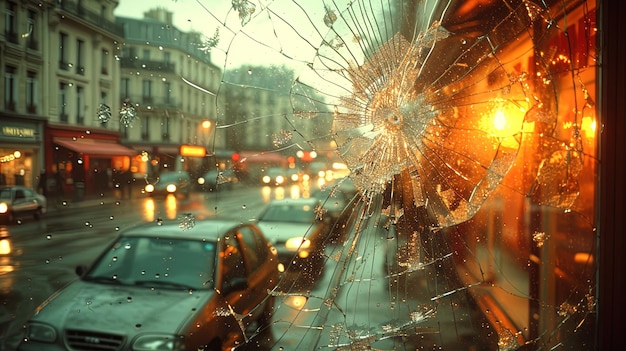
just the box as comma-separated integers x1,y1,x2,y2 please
180,145,207,157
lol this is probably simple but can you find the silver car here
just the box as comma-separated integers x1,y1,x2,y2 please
255,198,329,280
18,219,279,351
0,185,47,224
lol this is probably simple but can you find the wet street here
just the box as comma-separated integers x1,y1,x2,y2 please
1,184,492,351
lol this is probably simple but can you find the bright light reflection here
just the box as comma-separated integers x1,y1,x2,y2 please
142,198,155,222
261,186,272,203
274,187,285,200
0,238,11,255
284,295,308,310
290,185,300,199
165,194,177,219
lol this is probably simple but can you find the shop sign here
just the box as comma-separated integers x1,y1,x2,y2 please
0,121,38,142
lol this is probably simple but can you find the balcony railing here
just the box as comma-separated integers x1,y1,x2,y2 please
119,57,176,73
57,2,124,38
120,95,180,109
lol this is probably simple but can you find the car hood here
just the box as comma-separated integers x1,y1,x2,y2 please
33,280,213,334
256,221,314,243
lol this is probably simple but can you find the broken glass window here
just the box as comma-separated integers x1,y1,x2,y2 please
185,0,599,349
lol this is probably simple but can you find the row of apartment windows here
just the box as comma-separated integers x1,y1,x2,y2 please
120,78,211,116
58,32,110,75
4,2,36,48
4,66,37,113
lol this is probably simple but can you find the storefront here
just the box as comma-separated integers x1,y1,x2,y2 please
44,124,137,199
0,116,45,189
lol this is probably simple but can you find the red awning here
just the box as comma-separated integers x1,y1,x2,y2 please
54,138,137,157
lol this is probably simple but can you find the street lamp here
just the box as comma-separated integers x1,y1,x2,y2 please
202,119,212,130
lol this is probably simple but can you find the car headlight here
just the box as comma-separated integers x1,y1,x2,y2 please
262,175,271,184
145,184,155,193
275,175,285,184
285,237,311,251
166,184,177,193
197,178,205,185
24,322,57,343
0,202,7,214
132,334,184,351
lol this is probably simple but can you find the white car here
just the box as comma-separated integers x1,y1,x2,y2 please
0,185,47,223
18,219,279,351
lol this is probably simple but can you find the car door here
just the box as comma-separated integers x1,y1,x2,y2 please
12,189,36,213
220,231,257,327
236,225,272,320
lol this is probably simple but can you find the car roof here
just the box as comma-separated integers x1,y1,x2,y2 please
120,219,248,241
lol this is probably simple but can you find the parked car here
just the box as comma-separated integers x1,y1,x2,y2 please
18,219,279,351
0,185,47,224
144,170,191,198
255,198,329,278
197,169,236,191
311,184,355,243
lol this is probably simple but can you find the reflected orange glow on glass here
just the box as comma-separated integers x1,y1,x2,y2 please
284,295,308,310
274,187,285,200
290,185,300,199
165,194,177,219
0,237,13,276
581,116,597,140
142,198,155,222
261,186,272,203
0,238,11,255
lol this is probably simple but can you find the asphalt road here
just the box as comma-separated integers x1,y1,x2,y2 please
0,184,494,351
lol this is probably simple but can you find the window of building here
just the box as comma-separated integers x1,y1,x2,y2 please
76,39,85,75
59,32,68,70
26,71,37,113
101,49,109,75
141,115,150,140
162,115,170,141
58,82,67,122
76,86,84,125
26,9,37,50
164,81,172,106
100,91,108,126
4,1,17,43
4,65,16,111
120,77,130,100
142,79,152,104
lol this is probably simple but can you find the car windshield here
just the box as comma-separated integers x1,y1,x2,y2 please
85,236,216,290
0,189,11,200
258,202,317,223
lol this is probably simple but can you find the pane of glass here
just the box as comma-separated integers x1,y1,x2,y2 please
3,1,601,350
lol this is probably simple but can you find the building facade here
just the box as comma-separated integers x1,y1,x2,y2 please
1,0,130,199
116,8,222,179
